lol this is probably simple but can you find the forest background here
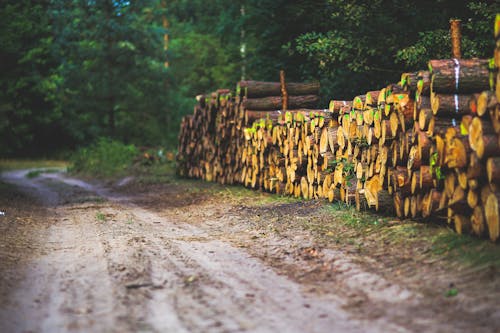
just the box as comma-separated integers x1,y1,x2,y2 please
1,0,498,157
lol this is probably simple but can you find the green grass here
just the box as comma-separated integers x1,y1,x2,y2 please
96,212,106,222
0,159,68,172
130,161,177,184
69,138,138,178
429,232,500,268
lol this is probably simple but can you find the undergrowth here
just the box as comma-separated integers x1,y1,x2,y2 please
69,138,138,178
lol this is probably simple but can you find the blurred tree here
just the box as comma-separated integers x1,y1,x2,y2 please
0,0,57,155
46,0,169,146
0,0,497,156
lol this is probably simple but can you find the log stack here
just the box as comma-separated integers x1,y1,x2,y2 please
177,16,500,242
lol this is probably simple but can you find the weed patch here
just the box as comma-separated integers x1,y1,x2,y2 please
96,212,106,222
69,138,138,178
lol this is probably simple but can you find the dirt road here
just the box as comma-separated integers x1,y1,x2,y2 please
0,169,499,332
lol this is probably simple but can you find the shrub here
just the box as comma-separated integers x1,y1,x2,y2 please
69,138,138,178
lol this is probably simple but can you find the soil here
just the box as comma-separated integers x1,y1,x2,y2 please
0,169,499,333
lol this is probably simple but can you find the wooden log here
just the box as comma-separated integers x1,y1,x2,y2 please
404,196,411,218
419,165,434,191
410,170,420,194
237,80,320,98
497,72,500,105
417,71,431,96
400,72,419,92
490,105,500,134
243,95,319,111
385,83,404,104
469,116,494,153
430,92,473,116
456,168,468,190
365,91,380,108
410,194,423,218
421,189,442,218
450,19,461,59
487,157,500,184
467,152,484,189
329,100,352,113
418,108,433,132
448,187,470,215
471,206,486,237
484,191,500,242
353,95,366,110
477,90,497,117
363,176,392,212
454,214,471,235
407,145,421,171
445,135,470,169
416,130,432,162
476,134,500,159
428,117,458,137
363,108,375,126
393,191,404,218
429,59,490,93
393,166,411,197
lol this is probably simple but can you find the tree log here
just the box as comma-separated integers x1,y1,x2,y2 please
421,189,442,218
417,71,431,96
429,59,490,93
237,80,320,98
487,157,500,184
476,133,500,159
243,95,319,111
471,206,486,237
430,92,473,116
484,191,500,242
477,90,497,117
329,100,352,113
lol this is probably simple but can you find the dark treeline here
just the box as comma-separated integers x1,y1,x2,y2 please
1,0,498,156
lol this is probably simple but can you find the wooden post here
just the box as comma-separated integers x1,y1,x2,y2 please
280,70,288,111
450,19,461,59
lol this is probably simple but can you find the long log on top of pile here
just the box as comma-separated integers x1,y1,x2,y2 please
243,95,320,111
429,59,491,93
237,80,320,98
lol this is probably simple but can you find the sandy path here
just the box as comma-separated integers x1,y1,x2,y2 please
0,170,390,332
0,170,498,332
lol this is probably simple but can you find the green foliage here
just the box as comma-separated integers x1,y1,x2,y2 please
46,0,170,146
397,2,497,68
0,0,59,155
1,0,497,157
69,138,138,178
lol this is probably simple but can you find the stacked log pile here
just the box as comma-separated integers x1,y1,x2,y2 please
177,16,500,242
237,78,322,193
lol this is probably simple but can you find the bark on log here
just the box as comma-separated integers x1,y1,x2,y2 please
243,95,320,111
237,80,320,98
430,92,473,116
429,59,490,93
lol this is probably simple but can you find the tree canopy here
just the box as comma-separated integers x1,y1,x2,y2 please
0,0,498,156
